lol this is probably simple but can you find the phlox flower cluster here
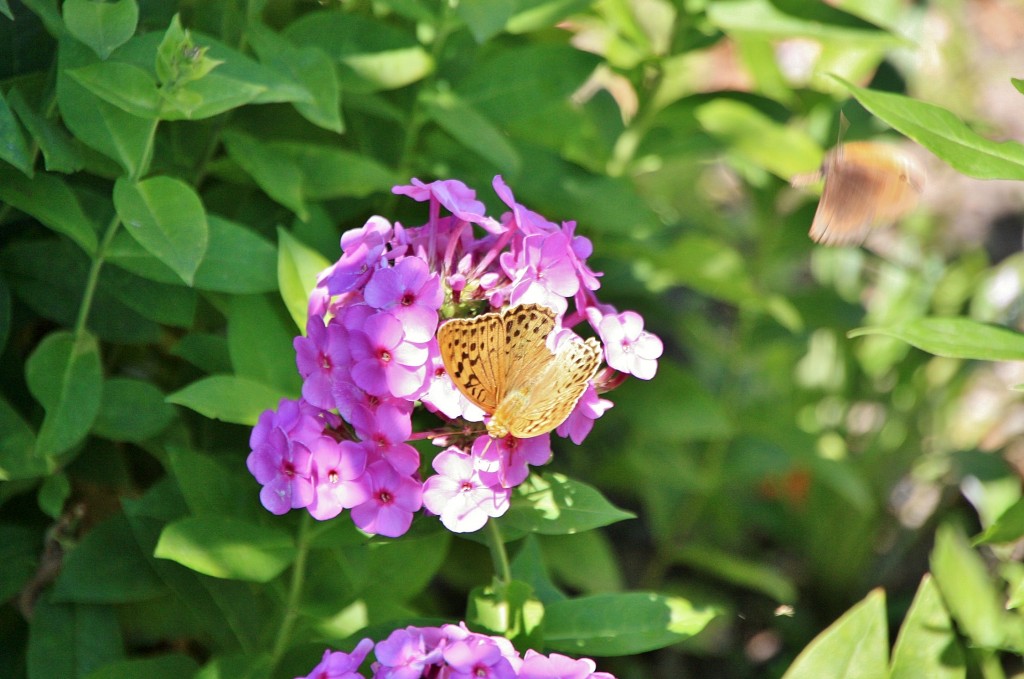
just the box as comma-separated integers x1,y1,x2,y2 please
247,176,663,536
297,623,615,679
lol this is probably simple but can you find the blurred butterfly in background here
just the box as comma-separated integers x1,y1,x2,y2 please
793,140,926,247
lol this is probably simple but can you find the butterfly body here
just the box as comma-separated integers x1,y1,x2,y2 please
437,304,603,439
804,141,925,246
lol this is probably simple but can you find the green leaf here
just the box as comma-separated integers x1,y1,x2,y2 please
0,167,99,254
468,579,544,650
227,295,302,394
707,0,901,45
107,214,277,293
67,61,160,118
930,523,1006,650
422,89,521,174
456,0,515,42
57,37,156,176
695,98,822,179
889,575,965,679
540,532,624,593
166,375,291,426
52,513,165,603
0,88,33,175
37,472,71,518
93,377,175,442
268,142,398,200
100,264,196,327
502,473,635,535
167,447,263,521
0,524,39,602
277,228,331,333
27,598,123,679
848,317,1024,361
222,129,307,220
6,86,84,174
506,0,592,34
63,0,138,60
170,333,232,374
840,79,1024,180
113,175,209,286
246,24,343,133
284,11,433,92
25,331,103,458
781,588,888,679
672,543,797,604
155,515,296,582
544,592,718,656
975,497,1024,545
83,654,199,679
0,397,52,481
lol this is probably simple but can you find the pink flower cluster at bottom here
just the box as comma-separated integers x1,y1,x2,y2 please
299,623,614,679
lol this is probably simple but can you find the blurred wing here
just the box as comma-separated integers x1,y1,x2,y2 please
437,312,506,413
504,337,602,439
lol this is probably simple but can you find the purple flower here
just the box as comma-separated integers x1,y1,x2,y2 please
308,439,371,520
298,639,374,679
371,626,445,679
442,634,517,679
518,651,611,679
422,448,511,533
364,258,443,342
556,384,613,445
504,232,580,309
349,312,429,399
295,317,350,410
247,400,323,514
351,461,424,538
475,434,552,489
350,403,420,475
596,310,662,380
322,217,390,295
392,178,488,224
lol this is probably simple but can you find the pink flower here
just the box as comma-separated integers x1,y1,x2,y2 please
556,384,613,445
422,448,510,532
308,439,370,520
364,258,443,342
349,312,429,399
298,639,373,679
596,310,662,380
295,316,350,410
475,434,552,489
351,462,423,537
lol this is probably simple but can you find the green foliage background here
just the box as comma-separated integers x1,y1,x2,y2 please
2,0,1024,677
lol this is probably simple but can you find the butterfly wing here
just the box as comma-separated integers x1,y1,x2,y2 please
501,304,558,392
437,311,507,413
500,337,602,439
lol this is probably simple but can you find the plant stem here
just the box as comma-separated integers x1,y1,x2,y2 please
270,512,313,671
486,519,513,584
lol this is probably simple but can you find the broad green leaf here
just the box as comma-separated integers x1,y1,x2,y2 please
930,523,1006,650
27,598,123,679
166,375,290,425
890,575,965,679
113,175,209,285
83,654,199,679
170,333,232,374
0,167,98,253
841,79,1024,180
0,397,51,480
106,215,277,293
52,513,165,603
695,99,821,179
93,377,175,442
506,0,592,34
0,88,33,175
5,86,84,174
975,497,1024,545
167,447,263,522
246,24,343,133
0,0,11,20
423,89,522,174
57,37,156,176
544,592,718,656
267,142,397,199
336,528,450,604
672,543,797,604
222,129,307,220
540,532,623,593
25,330,103,458
67,61,160,118
510,535,567,605
277,228,331,333
158,73,266,121
707,0,901,45
456,0,515,42
63,0,138,60
37,472,71,518
502,473,635,535
284,11,433,92
155,515,296,582
100,264,196,327
848,317,1024,361
227,295,302,394
782,589,888,679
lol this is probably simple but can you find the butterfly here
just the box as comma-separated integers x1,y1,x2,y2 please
795,140,925,247
437,303,603,439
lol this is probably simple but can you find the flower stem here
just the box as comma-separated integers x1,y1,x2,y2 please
485,519,512,584
269,511,313,671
